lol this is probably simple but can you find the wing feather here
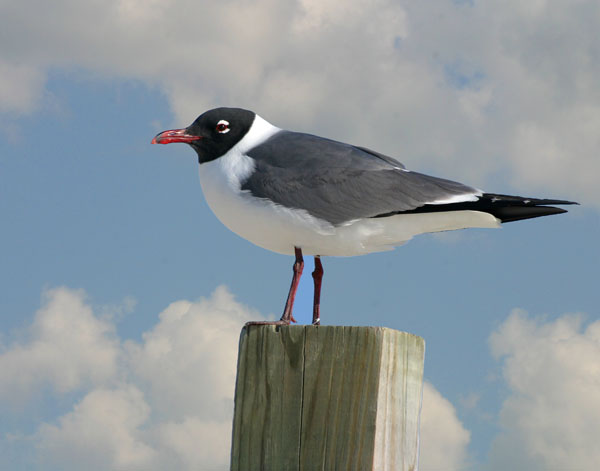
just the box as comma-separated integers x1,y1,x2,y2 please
243,131,479,225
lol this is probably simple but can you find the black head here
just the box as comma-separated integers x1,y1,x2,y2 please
152,107,256,163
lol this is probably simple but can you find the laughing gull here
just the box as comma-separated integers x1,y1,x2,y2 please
152,107,577,325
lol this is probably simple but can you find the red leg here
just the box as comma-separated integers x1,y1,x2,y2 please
280,247,303,324
312,256,323,325
245,247,304,327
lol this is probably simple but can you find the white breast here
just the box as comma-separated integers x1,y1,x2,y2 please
198,149,338,255
198,114,334,255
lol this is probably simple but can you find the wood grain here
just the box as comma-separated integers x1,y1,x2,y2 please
230,325,425,471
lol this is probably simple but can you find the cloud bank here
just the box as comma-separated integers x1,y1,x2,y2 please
488,309,600,470
1,0,598,205
1,286,252,470
420,382,471,471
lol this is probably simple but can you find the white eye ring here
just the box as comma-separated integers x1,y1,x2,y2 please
216,120,230,134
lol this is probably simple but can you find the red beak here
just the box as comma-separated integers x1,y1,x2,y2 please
151,128,203,144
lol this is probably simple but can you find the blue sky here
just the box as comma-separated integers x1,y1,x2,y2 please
2,1,600,470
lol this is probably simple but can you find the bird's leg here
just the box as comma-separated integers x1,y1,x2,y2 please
280,247,304,324
245,247,304,327
312,256,323,325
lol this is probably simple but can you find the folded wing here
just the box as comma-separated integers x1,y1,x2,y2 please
243,131,484,225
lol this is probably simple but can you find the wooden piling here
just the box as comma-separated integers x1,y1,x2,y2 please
230,325,425,471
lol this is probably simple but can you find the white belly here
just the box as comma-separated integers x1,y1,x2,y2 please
198,152,500,257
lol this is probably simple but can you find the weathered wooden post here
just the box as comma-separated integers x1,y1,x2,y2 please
230,325,425,470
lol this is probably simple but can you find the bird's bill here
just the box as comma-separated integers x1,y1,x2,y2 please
151,128,202,144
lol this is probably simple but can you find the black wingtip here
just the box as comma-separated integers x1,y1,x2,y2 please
480,193,578,223
494,205,568,223
373,193,579,223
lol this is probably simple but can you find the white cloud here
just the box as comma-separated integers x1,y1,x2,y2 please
419,382,471,471
0,287,119,405
0,62,45,114
1,285,253,471
125,286,258,421
488,309,600,470
153,418,232,471
36,386,157,471
1,0,598,205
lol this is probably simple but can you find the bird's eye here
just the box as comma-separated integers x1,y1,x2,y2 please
216,120,230,134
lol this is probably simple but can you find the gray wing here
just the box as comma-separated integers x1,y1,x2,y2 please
243,131,479,226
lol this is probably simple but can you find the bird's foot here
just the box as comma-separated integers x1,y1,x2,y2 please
245,312,299,327
244,319,290,327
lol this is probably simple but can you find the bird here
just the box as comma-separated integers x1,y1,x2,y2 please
152,107,577,326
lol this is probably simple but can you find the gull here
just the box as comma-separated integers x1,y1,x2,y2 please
152,107,576,325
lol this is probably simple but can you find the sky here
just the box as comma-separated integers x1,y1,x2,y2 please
1,0,599,469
